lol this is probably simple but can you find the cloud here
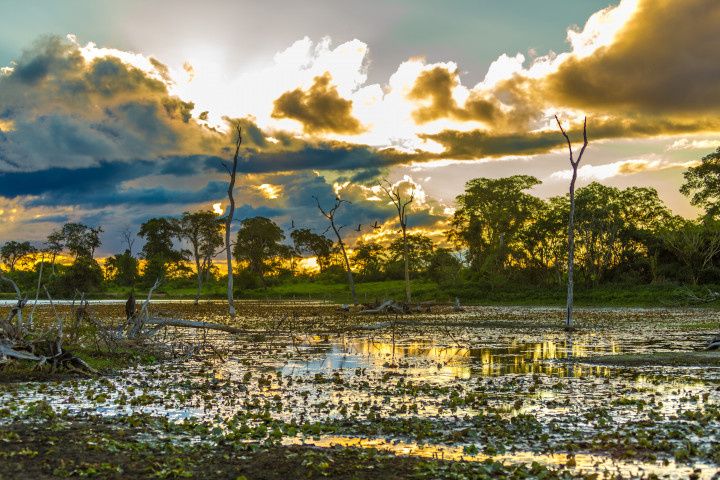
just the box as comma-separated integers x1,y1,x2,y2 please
421,117,720,160
272,72,365,135
2,1,719,252
0,35,224,172
667,138,720,151
402,0,720,149
406,64,536,130
549,157,698,181
541,0,720,115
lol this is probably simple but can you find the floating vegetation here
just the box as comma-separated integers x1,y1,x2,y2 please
1,301,719,478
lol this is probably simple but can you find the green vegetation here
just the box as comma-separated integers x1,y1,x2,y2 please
3,148,720,310
87,278,720,308
583,351,720,367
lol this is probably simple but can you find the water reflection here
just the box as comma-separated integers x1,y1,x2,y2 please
282,337,617,378
287,435,715,479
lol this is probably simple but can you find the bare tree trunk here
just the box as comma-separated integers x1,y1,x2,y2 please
225,125,242,318
313,196,358,305
555,116,588,330
194,250,203,306
334,225,357,305
381,179,414,304
567,165,578,329
402,227,411,303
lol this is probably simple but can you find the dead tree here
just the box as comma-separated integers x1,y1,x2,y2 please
0,276,96,374
555,115,588,330
380,179,415,304
121,227,136,257
313,195,358,305
223,124,242,319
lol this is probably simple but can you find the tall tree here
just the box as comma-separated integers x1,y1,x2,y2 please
45,230,64,274
233,216,288,285
661,219,720,285
291,228,333,273
680,146,720,217
381,179,415,303
104,250,138,286
388,234,434,277
313,195,358,305
555,115,588,330
138,217,185,283
449,175,544,276
223,124,242,318
53,223,103,259
352,240,386,280
0,241,37,272
177,210,224,304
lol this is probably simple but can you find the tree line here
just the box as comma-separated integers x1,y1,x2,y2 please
2,147,720,299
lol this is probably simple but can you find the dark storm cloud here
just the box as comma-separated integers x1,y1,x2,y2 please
0,161,156,198
26,181,228,209
0,36,222,172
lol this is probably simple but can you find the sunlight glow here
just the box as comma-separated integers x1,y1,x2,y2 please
255,184,282,199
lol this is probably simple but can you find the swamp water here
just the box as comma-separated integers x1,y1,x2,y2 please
1,302,719,478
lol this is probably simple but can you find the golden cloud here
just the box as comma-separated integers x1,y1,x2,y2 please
421,116,720,160
271,72,365,135
407,66,535,130
541,0,720,115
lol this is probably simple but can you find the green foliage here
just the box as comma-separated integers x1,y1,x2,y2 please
50,223,103,259
681,146,720,217
176,210,224,296
105,250,138,286
387,234,434,278
138,217,187,284
450,175,544,279
52,256,104,296
427,248,462,286
0,240,37,272
351,240,386,280
291,228,333,272
233,217,292,285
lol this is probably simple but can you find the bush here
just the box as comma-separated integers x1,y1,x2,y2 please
52,257,104,296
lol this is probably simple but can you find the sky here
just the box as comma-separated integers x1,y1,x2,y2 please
0,0,719,255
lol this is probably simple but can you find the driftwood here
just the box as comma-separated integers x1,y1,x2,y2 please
360,300,406,315
359,298,464,315
0,276,96,375
144,317,245,335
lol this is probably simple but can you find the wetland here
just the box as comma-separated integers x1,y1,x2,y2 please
1,301,719,478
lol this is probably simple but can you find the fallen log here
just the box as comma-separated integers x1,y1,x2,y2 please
144,317,246,335
0,340,45,362
359,300,405,315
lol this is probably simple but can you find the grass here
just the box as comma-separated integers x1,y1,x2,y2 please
7,277,720,308
581,351,720,367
